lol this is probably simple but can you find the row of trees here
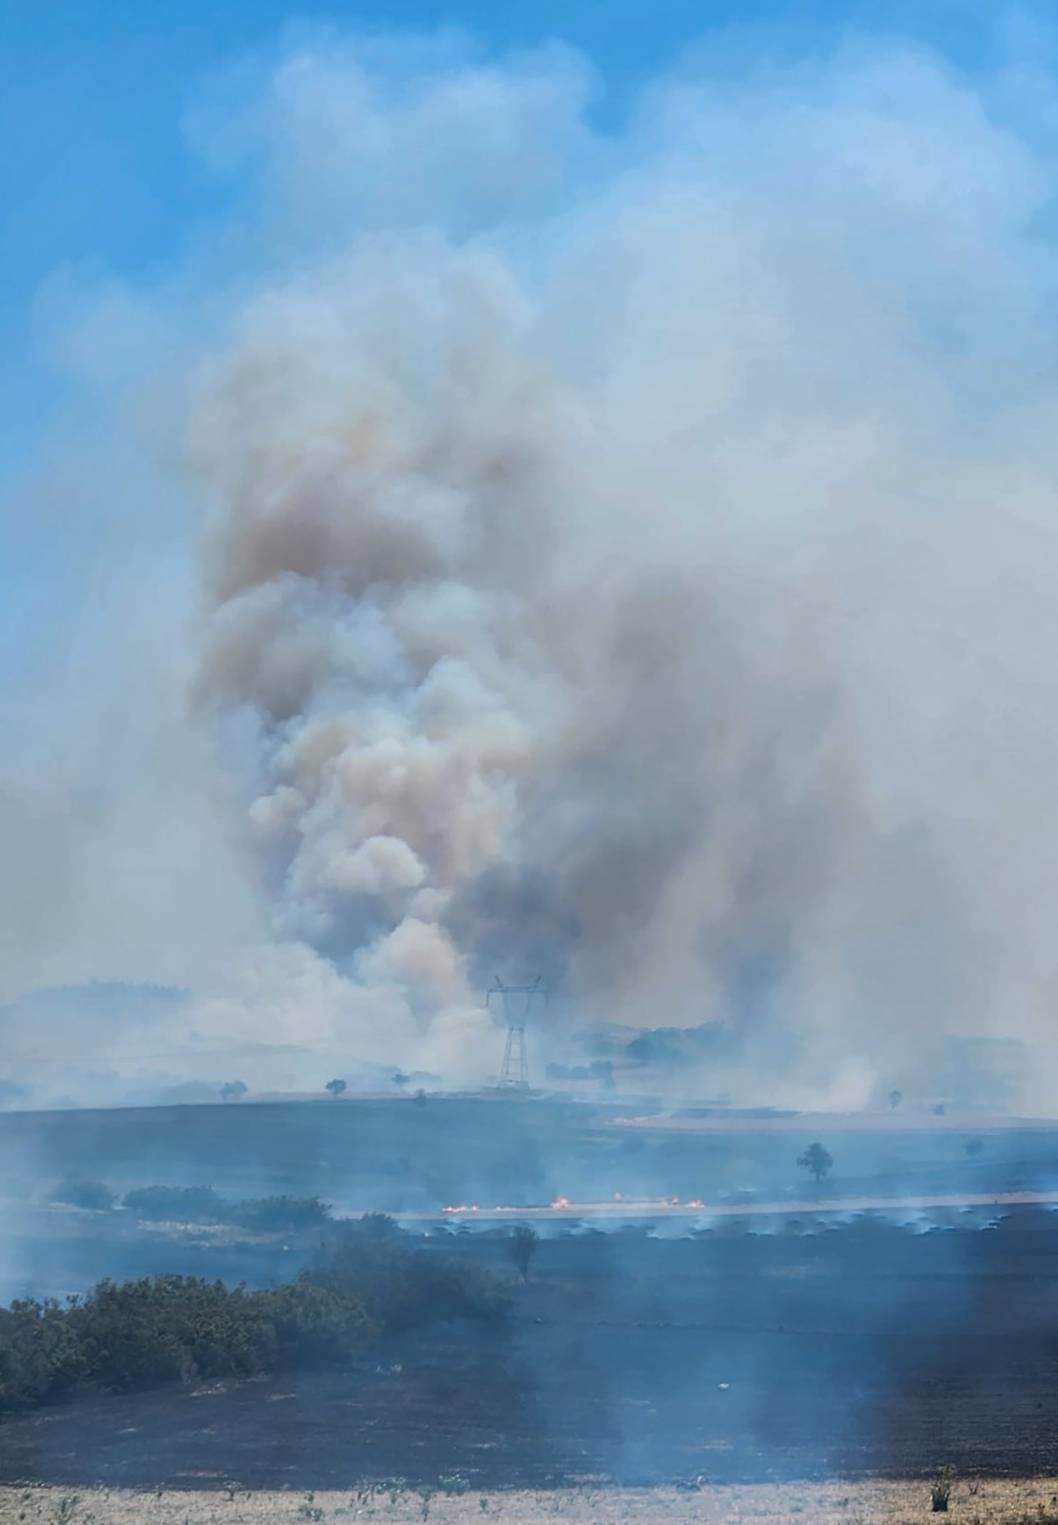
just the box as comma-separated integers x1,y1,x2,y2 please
220,1079,431,1101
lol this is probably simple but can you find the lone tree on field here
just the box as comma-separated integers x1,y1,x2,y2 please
888,1088,903,1111
325,1078,347,1098
221,1080,248,1103
797,1142,833,1183
507,1224,539,1283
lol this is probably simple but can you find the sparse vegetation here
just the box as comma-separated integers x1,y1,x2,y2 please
10,1482,1058,1525
220,1080,248,1103
438,1473,469,1496
324,1079,347,1098
931,1464,955,1512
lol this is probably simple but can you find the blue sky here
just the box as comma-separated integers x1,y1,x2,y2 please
0,0,1039,717
0,0,1024,469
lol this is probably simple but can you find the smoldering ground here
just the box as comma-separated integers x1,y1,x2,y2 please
7,26,1058,1100
8,1195,1058,1487
8,1083,1058,1483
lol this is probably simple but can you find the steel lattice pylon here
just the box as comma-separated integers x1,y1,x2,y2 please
485,975,548,1088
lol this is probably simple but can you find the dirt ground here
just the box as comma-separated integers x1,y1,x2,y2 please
3,1479,1058,1524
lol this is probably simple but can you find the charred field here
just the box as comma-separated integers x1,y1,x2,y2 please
6,1097,1058,1492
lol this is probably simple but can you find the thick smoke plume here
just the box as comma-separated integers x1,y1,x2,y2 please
9,25,1058,1105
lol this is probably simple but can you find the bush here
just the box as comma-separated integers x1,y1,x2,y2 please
0,1217,497,1414
0,1300,86,1411
49,1180,115,1212
71,1277,273,1391
314,1218,508,1331
123,1185,226,1222
122,1187,332,1234
258,1279,376,1366
233,1196,333,1234
0,1272,376,1411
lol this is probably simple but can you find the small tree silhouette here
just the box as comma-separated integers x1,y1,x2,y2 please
507,1224,539,1283
221,1080,248,1104
325,1079,347,1099
797,1142,833,1183
888,1089,903,1111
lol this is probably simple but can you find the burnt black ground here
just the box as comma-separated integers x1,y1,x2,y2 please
6,1212,1058,1488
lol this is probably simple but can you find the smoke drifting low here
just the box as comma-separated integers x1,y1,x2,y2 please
9,25,1058,1105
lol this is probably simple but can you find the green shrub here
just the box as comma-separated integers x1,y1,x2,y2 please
314,1219,508,1330
0,1300,86,1411
258,1279,376,1366
0,1217,499,1415
70,1277,273,1391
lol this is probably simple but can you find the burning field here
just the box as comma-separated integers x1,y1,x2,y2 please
12,7,1058,1519
8,1170,1058,1495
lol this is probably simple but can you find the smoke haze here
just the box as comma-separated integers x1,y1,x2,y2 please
6,23,1058,1106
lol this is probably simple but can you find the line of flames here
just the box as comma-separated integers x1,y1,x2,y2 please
440,1195,707,1215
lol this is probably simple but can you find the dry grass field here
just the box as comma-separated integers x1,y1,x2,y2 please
3,1480,1058,1525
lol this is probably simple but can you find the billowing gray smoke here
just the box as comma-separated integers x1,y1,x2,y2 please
182,31,1058,1100
187,214,871,1089
9,26,1058,1105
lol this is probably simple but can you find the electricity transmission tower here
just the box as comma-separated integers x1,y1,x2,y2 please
486,975,548,1088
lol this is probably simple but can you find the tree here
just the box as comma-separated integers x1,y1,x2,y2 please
325,1079,347,1099
797,1142,833,1183
888,1089,903,1111
964,1136,984,1159
220,1080,248,1103
507,1225,539,1283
